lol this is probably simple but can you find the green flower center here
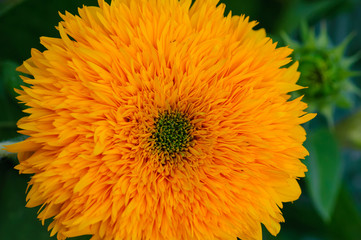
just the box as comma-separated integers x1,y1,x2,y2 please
151,110,194,155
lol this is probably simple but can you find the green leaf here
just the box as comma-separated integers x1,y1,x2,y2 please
319,104,335,128
275,0,341,33
305,128,342,222
1,61,23,98
335,109,361,149
327,185,361,240
0,61,24,141
335,94,353,109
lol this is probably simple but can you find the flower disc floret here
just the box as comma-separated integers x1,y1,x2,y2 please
151,110,194,156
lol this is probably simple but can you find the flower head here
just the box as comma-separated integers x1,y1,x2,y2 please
283,22,360,124
7,0,315,239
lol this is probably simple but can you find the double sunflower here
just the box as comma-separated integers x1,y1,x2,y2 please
7,0,315,239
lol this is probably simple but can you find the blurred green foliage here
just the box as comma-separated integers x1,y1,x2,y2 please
305,128,342,222
283,22,361,126
1,0,361,239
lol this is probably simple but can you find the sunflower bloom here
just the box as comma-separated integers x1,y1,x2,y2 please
7,0,315,239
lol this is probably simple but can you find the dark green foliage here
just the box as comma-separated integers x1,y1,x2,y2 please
305,128,342,222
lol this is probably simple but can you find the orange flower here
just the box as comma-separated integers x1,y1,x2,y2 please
7,0,315,239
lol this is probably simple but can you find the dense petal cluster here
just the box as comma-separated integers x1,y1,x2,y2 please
7,0,315,239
